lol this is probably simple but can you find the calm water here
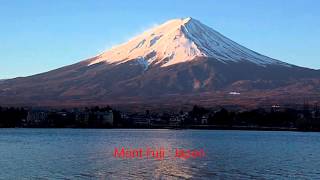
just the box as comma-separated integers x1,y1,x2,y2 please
0,129,320,179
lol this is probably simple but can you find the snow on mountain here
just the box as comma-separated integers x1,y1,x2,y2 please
0,17,319,107
88,17,290,68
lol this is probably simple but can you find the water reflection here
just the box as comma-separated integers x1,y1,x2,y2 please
0,129,320,179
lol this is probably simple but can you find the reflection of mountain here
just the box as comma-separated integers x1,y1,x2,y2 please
0,17,319,108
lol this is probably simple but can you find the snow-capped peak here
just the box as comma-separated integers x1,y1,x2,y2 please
88,17,289,67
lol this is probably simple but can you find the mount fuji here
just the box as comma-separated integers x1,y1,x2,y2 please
1,17,319,108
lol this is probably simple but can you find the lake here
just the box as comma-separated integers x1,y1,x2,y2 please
0,129,320,179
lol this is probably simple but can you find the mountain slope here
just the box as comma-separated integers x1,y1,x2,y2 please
0,17,319,108
89,17,289,67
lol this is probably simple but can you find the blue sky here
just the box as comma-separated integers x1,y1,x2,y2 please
0,0,319,79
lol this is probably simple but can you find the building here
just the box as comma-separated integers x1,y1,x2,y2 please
26,110,48,125
201,115,209,125
130,114,150,127
96,110,114,126
169,116,181,127
75,112,90,123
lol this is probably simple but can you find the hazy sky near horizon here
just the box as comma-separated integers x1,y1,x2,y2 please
0,0,319,79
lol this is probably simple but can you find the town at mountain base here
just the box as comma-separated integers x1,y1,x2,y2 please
0,18,319,108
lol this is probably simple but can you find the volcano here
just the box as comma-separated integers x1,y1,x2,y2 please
1,17,319,108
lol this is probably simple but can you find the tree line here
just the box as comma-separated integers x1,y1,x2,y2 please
0,104,319,131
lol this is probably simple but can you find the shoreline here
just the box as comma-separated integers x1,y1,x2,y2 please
1,126,319,132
